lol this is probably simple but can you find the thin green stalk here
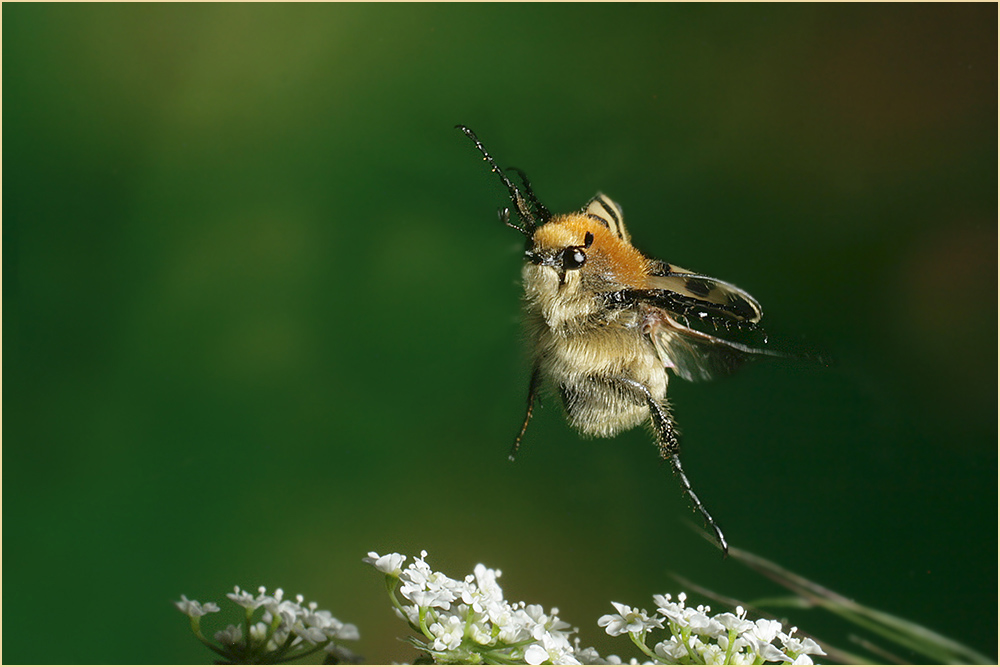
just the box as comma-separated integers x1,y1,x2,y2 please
629,630,660,662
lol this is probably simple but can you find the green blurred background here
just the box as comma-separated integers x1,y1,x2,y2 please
4,4,996,664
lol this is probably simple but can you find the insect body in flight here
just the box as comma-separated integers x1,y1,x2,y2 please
457,125,782,555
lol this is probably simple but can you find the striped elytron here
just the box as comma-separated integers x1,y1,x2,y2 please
458,125,786,555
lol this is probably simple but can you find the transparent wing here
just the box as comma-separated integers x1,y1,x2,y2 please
648,316,774,381
633,274,780,382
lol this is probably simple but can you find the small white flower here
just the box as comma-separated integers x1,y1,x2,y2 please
715,606,754,635
763,643,794,663
573,642,606,664
686,608,724,638
598,602,664,636
779,630,826,659
403,585,454,610
364,551,406,577
175,595,220,618
332,622,360,641
214,624,243,645
429,614,465,652
270,599,303,627
302,607,333,629
524,632,581,665
698,641,727,664
226,586,261,610
294,623,328,644
398,556,464,611
653,637,689,662
473,563,506,603
404,550,434,586
249,621,269,643
464,608,494,645
748,618,783,644
496,607,531,644
524,643,549,665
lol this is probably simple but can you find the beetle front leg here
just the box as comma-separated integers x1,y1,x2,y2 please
509,361,541,462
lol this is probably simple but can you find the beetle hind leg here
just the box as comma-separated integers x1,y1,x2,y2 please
622,378,729,555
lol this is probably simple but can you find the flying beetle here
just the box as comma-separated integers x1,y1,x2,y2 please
458,125,785,554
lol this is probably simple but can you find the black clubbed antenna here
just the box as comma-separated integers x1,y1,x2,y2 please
456,125,549,237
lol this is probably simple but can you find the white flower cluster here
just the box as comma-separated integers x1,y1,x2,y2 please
598,592,826,665
175,585,359,664
365,550,598,665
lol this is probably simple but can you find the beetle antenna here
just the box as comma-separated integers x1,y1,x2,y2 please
508,166,551,225
456,125,540,237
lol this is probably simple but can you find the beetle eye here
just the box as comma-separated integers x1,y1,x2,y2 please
562,247,587,270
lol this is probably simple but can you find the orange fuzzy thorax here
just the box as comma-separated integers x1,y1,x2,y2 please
533,212,653,287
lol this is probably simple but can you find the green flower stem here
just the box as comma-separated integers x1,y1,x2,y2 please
723,629,738,665
254,608,282,650
481,651,520,665
188,616,206,642
464,604,477,636
629,630,659,662
418,606,433,640
678,627,703,664
385,575,424,636
187,617,237,662
242,605,256,651
384,574,400,597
